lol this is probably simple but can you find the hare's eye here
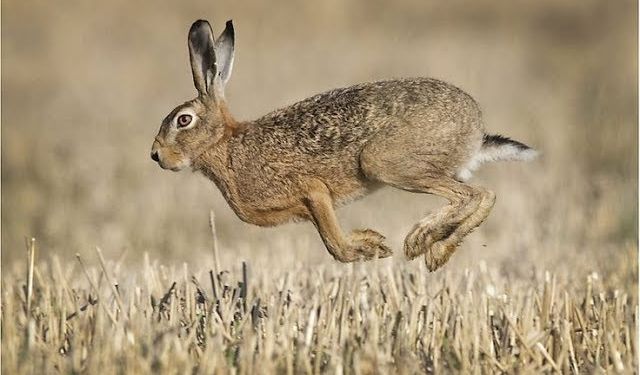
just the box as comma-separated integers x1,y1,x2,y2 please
177,114,193,128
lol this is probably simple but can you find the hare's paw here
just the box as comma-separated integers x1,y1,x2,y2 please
404,228,433,260
424,240,458,272
348,229,393,260
405,221,461,260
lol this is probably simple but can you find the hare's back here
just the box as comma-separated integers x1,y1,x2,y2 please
258,78,480,145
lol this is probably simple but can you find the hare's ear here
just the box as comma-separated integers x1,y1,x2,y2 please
188,20,216,96
213,20,235,91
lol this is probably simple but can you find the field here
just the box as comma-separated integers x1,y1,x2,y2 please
2,0,638,373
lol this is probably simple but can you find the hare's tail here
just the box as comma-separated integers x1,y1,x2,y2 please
457,133,537,181
477,134,538,164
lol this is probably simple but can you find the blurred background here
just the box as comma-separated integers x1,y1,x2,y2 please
2,0,637,283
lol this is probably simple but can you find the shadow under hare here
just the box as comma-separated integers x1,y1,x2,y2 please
151,19,537,271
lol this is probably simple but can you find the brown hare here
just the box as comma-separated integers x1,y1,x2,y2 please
151,20,537,271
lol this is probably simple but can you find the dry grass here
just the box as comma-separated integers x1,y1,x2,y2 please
2,0,638,373
1,238,636,374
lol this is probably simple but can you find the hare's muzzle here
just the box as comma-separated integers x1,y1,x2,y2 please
150,139,161,163
150,139,188,171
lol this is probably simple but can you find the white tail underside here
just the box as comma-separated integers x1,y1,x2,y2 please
457,143,538,182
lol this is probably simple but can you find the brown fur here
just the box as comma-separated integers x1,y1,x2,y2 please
151,20,535,270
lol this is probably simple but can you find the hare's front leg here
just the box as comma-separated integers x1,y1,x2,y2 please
304,180,392,262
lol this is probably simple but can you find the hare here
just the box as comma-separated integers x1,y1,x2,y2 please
151,19,537,271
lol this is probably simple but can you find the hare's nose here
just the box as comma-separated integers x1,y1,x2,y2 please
151,150,160,162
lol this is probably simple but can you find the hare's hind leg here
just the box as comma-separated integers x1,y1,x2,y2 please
370,173,493,270
416,182,495,271
401,178,483,259
360,132,495,270
303,178,393,262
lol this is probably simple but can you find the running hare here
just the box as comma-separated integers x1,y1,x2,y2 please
151,20,537,271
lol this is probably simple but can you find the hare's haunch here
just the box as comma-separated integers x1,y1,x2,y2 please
151,19,537,271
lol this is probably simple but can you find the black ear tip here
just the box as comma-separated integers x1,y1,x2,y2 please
190,19,211,32
193,19,210,26
225,20,234,29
